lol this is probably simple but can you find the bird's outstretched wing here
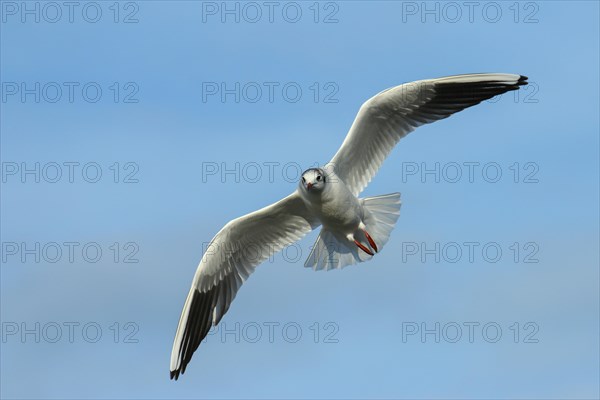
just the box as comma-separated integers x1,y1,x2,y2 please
170,192,319,380
328,73,528,196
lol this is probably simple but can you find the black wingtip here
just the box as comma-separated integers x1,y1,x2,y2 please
518,75,529,85
170,284,224,381
170,369,179,380
171,367,185,380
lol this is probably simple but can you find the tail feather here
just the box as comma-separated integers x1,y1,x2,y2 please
304,230,357,271
304,193,401,271
361,192,402,248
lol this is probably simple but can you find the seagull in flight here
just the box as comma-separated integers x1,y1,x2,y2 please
170,73,528,379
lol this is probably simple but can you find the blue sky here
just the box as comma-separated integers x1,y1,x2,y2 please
1,1,599,398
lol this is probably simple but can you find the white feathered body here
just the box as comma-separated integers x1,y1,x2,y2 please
298,168,363,238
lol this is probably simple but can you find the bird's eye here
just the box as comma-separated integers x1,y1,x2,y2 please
302,177,306,183
316,176,321,181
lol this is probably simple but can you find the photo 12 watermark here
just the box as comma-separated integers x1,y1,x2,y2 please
401,321,540,344
1,241,140,264
201,81,339,104
199,1,340,24
1,82,140,104
400,2,540,24
400,161,540,184
1,162,140,184
1,1,140,24
203,321,340,344
399,241,540,264
1,321,140,344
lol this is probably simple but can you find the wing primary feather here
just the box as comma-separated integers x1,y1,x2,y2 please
329,73,528,196
170,191,319,380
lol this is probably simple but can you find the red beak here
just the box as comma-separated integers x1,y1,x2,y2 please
307,183,313,191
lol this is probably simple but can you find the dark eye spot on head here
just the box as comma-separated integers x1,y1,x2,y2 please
302,177,306,183
316,175,321,181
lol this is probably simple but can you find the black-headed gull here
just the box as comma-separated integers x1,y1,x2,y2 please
170,73,528,379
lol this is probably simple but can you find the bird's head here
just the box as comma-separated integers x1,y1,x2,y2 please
300,168,326,193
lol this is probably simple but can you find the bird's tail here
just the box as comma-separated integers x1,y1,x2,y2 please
304,193,401,271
